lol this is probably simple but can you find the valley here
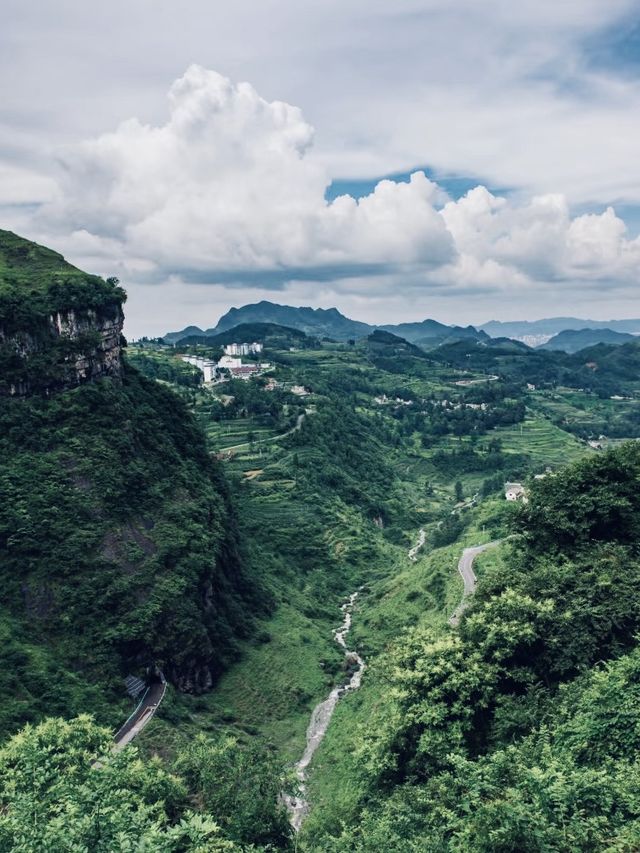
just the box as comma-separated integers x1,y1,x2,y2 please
3,230,640,849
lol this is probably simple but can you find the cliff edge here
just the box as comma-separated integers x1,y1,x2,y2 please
0,230,125,395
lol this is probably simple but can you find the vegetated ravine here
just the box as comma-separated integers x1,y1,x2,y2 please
285,591,365,832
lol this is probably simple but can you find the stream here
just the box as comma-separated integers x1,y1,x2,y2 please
284,591,365,832
408,528,426,561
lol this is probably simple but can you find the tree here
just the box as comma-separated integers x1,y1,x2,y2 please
455,480,464,502
0,716,242,851
175,732,293,848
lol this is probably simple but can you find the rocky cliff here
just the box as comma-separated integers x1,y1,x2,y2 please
0,229,125,396
0,303,124,396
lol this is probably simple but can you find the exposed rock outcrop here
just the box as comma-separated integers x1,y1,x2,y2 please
0,228,125,396
0,302,124,396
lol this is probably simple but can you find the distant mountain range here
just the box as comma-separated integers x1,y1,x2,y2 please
164,301,488,347
163,301,640,352
481,317,640,341
539,328,637,354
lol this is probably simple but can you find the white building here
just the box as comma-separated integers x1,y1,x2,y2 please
505,482,527,502
224,342,263,356
217,355,242,369
201,360,217,382
180,355,217,382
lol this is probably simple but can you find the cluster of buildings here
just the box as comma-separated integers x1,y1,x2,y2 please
181,353,270,383
223,341,263,356
374,394,412,406
181,355,218,383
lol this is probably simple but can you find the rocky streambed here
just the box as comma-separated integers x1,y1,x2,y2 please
285,591,365,832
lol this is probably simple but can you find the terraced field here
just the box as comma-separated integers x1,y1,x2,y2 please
491,415,591,467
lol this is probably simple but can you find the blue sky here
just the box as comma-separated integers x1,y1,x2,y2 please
326,169,511,204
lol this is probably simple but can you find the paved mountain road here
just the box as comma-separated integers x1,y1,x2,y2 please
449,541,501,626
113,680,167,751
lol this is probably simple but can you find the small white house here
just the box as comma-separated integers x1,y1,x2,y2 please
505,482,527,502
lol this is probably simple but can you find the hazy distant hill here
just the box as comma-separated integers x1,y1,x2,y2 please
163,325,206,344
208,301,372,341
482,317,640,340
379,318,487,347
179,322,310,348
539,327,636,354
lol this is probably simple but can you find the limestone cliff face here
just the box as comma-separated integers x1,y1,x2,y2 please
0,301,124,396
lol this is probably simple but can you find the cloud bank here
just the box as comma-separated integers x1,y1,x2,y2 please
36,65,639,308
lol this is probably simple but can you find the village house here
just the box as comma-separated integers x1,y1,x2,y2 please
229,365,259,380
505,482,527,502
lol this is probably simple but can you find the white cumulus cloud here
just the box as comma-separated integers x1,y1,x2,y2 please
41,65,453,280
32,65,640,314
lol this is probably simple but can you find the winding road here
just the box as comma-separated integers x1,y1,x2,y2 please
449,541,500,626
219,410,310,454
113,678,167,751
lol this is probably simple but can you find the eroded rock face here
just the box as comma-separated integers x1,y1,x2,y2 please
0,301,124,396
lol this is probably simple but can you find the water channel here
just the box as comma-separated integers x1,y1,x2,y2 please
284,591,365,832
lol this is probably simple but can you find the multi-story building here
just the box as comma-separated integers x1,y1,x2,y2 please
223,342,264,356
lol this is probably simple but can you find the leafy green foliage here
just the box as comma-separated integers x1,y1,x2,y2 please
0,715,251,851
0,229,125,331
176,733,292,848
307,443,640,850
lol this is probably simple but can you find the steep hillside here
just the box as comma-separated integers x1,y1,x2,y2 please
0,232,263,738
305,443,640,851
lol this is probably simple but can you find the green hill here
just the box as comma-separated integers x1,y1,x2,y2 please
0,232,263,738
178,321,311,348
0,229,126,395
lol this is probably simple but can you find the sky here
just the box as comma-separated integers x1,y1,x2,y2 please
2,1,640,337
